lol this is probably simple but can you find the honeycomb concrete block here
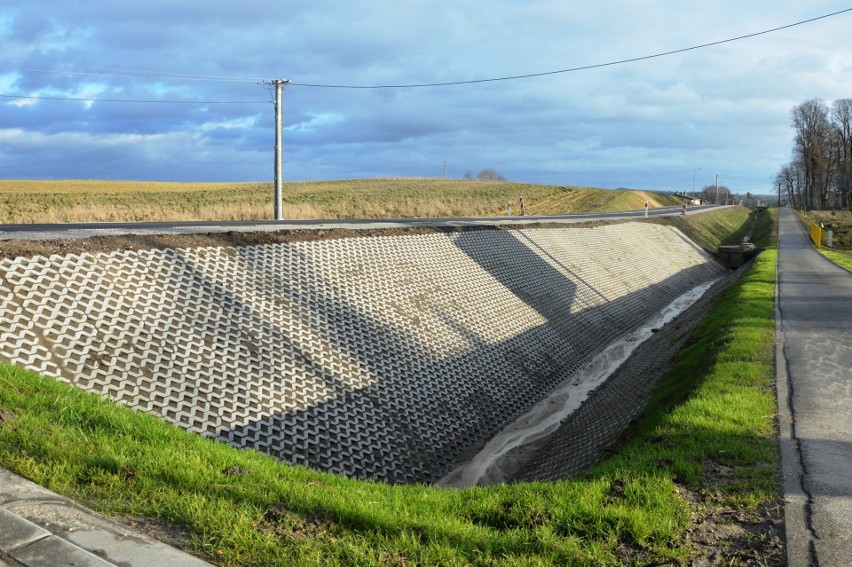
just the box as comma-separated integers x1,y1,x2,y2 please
0,224,724,483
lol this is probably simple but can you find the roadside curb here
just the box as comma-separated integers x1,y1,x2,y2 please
0,468,211,567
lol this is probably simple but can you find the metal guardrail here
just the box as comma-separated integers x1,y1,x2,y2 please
809,222,822,249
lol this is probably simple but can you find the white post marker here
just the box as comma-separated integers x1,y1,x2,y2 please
644,200,649,218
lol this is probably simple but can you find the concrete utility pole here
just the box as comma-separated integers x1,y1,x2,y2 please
692,167,701,196
715,174,719,204
271,78,290,220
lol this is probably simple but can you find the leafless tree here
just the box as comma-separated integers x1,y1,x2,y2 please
832,98,852,208
700,184,731,204
776,161,805,209
791,98,832,209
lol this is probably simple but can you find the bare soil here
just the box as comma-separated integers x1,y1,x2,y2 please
681,484,785,566
0,222,621,261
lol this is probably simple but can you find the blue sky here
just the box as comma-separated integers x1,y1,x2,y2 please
2,1,852,194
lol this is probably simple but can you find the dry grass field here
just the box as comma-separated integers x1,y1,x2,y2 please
0,179,682,224
799,209,852,249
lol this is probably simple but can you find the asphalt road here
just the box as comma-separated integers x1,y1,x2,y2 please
0,204,721,241
776,207,852,566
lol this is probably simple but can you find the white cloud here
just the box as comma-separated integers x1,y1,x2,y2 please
1,1,851,192
200,116,259,131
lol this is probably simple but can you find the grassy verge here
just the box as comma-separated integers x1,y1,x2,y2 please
0,179,677,224
655,206,777,255
819,249,852,270
0,244,779,565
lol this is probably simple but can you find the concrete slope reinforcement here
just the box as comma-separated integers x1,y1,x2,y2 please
0,223,725,484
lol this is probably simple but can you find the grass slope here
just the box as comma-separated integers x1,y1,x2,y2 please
524,186,680,215
0,179,677,224
652,206,764,253
0,213,780,565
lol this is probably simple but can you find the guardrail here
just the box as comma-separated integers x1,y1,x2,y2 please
809,222,822,249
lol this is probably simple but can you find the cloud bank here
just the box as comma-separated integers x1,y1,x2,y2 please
2,1,852,194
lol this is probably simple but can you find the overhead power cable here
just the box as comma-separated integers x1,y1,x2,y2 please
719,174,774,182
291,7,852,89
0,93,266,104
0,7,849,102
0,60,265,84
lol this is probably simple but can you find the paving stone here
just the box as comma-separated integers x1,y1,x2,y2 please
9,535,112,567
0,507,49,550
0,224,725,483
67,531,211,567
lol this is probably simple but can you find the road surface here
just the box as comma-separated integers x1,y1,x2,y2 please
0,204,722,241
776,207,852,566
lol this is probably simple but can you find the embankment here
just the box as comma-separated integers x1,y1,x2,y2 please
0,222,726,483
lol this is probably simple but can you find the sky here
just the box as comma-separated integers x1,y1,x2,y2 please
2,2,852,195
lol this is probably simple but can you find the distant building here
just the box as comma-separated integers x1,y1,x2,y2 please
673,193,705,205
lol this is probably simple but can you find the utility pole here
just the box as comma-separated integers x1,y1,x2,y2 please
692,167,701,196
715,174,719,204
269,78,290,220
778,181,782,207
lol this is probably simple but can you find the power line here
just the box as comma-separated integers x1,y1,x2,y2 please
719,174,774,182
291,7,852,89
0,93,267,104
0,59,266,84
0,7,848,102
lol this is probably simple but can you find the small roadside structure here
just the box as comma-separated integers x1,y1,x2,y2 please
718,238,758,268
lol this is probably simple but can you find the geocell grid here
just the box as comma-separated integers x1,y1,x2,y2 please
0,223,724,483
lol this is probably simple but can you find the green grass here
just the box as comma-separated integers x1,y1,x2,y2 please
654,206,749,251
0,246,780,566
655,206,777,254
820,248,852,270
747,207,779,248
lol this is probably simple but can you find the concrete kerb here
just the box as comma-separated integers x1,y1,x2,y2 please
0,468,211,567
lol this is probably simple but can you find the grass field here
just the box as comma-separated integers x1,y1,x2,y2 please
0,210,779,565
0,179,682,224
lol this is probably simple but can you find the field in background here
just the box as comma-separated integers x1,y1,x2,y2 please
0,179,682,224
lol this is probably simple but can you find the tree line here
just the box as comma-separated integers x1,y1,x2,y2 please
777,98,852,210
463,168,507,181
